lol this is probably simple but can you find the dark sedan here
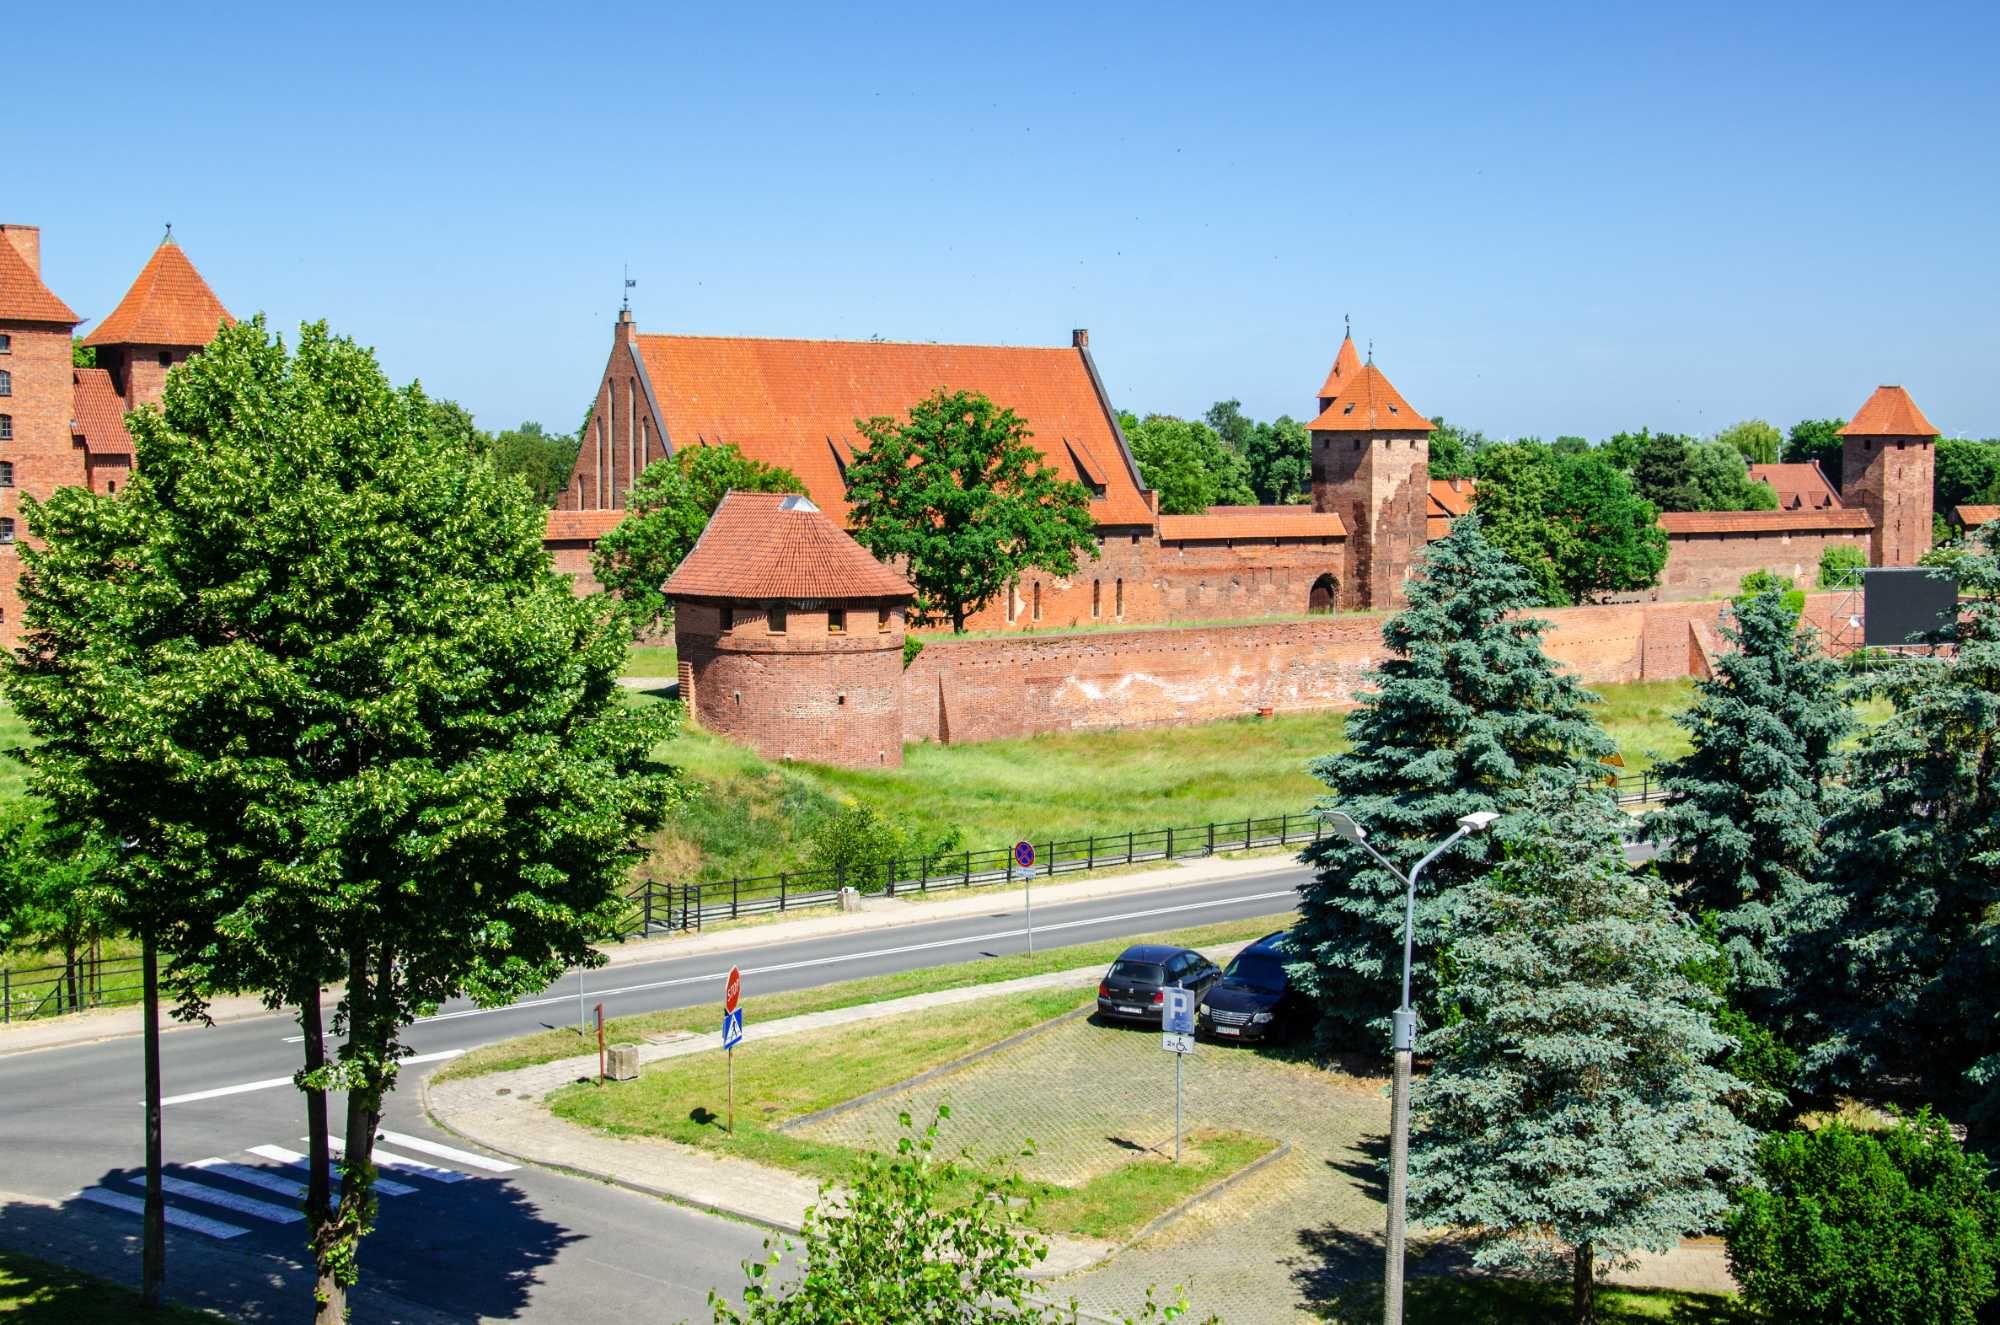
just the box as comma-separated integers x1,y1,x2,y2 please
1095,943,1221,1025
1197,931,1309,1042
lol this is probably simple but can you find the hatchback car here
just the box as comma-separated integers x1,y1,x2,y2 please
1095,943,1221,1024
1197,931,1308,1042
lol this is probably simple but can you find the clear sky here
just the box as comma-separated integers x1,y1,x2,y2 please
12,1,1998,442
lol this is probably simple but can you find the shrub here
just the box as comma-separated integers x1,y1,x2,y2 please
806,804,903,890
1724,1110,2000,1325
1737,569,1806,617
1819,543,1867,588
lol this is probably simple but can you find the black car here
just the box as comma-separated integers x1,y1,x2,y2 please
1197,932,1308,1042
1095,943,1221,1025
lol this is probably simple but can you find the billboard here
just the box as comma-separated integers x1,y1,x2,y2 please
1862,568,1960,647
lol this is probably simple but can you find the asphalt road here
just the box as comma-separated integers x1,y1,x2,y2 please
0,865,1307,1322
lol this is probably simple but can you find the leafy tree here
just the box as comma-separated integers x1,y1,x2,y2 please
1644,590,1850,1012
423,395,487,454
6,317,683,1322
1627,430,1700,511
1718,418,1784,465
710,1107,1202,1325
803,803,960,894
1786,418,1847,486
848,390,1097,633
1119,412,1254,513
1203,398,1253,454
1819,542,1867,588
1687,439,1779,511
1468,441,1567,604
1725,1111,2000,1325
1936,438,2000,513
0,799,117,1008
490,421,581,507
70,339,95,369
1738,568,1806,616
1408,778,1757,1325
592,443,806,637
1598,429,1652,473
1427,415,1485,480
1545,451,1666,603
1551,434,1591,455
1201,401,1310,504
1290,517,1615,1046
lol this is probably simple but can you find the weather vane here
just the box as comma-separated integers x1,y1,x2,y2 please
621,265,636,313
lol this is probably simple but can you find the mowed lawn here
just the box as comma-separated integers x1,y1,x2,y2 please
0,1249,223,1322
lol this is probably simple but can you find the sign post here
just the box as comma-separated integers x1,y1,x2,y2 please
1013,840,1036,952
1161,986,1196,1163
595,1002,606,1083
722,965,744,1136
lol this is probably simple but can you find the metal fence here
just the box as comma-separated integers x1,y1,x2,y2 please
1,951,146,1023
616,771,1668,937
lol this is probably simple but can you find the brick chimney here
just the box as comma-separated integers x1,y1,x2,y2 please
1072,328,1089,349
614,305,636,344
0,224,40,276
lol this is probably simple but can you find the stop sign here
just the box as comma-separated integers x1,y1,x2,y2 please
724,966,741,1015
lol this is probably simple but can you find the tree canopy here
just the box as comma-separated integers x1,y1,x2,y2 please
1936,438,2000,513
1784,418,1847,485
1717,418,1783,465
1207,400,1311,504
1427,416,1485,481
1469,442,1665,605
848,390,1097,633
1119,412,1254,514
1629,430,1777,512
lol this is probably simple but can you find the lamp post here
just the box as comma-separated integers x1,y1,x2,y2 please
1318,808,1498,1325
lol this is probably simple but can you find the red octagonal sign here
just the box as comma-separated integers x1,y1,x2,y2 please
724,966,742,1015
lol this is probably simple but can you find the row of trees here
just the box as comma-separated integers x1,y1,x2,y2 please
1118,402,1314,512
1291,513,2000,1322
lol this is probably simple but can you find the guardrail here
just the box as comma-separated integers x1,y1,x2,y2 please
1,952,145,1023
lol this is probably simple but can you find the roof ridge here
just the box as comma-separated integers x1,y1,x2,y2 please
634,330,1081,353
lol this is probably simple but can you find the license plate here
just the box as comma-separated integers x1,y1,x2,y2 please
1119,1006,1143,1015
1217,1026,1241,1036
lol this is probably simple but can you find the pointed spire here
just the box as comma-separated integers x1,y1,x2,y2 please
82,233,233,349
1317,324,1363,405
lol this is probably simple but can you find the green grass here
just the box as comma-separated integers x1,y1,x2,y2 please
622,645,678,678
1314,1276,1743,1323
0,1249,224,1321
546,986,1277,1239
436,912,1293,1081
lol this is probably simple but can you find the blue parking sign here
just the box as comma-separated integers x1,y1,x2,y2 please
1163,987,1196,1036
722,1007,745,1050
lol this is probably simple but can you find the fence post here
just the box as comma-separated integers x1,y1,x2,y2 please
1045,841,1054,878
963,850,971,888
3,969,8,1024
1167,827,1174,859
733,875,740,920
1281,812,1289,844
780,872,787,911
643,885,654,935
1207,822,1215,856
886,857,896,897
1087,834,1094,872
1245,817,1252,851
1127,830,1134,865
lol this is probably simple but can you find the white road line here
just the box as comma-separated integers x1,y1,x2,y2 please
321,1138,468,1183
160,1076,293,1106
190,1159,310,1201
375,1130,518,1174
77,1186,249,1240
246,1145,418,1196
131,1174,303,1225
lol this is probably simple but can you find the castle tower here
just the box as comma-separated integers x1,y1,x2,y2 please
1840,385,1938,567
1308,335,1434,609
82,232,233,412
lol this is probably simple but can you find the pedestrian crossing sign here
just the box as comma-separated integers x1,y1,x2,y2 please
722,1007,745,1050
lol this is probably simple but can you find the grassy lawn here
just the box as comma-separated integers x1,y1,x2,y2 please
0,1249,223,1321
1315,1276,1742,1323
546,985,1277,1240
438,912,1293,1081
622,645,678,678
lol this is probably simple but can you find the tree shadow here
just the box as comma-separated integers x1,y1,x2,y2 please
0,1154,582,1322
1324,1129,1389,1205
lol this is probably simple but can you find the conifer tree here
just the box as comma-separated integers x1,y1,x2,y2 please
1645,589,1851,996
1408,779,1758,1325
1291,516,1614,1047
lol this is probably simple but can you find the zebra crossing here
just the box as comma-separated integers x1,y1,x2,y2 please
74,1131,517,1241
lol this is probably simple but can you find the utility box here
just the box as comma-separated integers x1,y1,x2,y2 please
605,1043,640,1081
838,886,863,912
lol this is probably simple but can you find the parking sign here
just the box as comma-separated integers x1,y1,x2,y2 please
1162,986,1196,1036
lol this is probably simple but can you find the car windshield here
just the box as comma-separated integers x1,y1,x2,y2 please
1222,954,1289,993
1109,961,1166,983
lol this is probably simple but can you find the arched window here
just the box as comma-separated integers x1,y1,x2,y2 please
0,414,11,440
0,369,11,396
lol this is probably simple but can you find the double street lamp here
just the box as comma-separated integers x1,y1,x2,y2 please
1317,808,1498,1325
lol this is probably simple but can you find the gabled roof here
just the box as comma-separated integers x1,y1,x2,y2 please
1157,509,1346,541
632,332,1151,526
0,236,79,325
71,369,133,454
1316,332,1361,403
1957,505,1998,530
82,238,233,349
1427,477,1477,540
1659,509,1873,535
664,491,916,602
545,509,628,542
1748,462,1843,511
1306,361,1434,433
1840,385,1937,438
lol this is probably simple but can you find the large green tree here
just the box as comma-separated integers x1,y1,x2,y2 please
1630,431,1775,512
6,318,683,1322
1119,412,1254,513
1717,418,1784,465
1290,517,1615,1047
1469,441,1568,604
1936,438,2000,514
490,420,582,507
1545,451,1667,603
1427,415,1485,480
1409,779,1756,1325
1784,418,1847,483
0,799,117,1009
1207,400,1310,504
592,443,807,638
848,390,1097,633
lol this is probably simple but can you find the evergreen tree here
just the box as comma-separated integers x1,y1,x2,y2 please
1408,779,1758,1325
1291,516,1614,1047
1644,589,1851,999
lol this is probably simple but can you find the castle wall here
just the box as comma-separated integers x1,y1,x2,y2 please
1655,527,1872,601
0,320,90,650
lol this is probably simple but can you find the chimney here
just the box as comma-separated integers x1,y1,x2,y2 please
0,224,40,276
1071,328,1089,349
614,306,636,343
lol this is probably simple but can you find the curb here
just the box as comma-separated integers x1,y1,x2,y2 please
1113,1136,1292,1255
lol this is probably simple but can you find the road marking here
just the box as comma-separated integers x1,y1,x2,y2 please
190,1159,310,1201
374,1130,518,1173
161,1049,463,1101
131,1174,303,1224
77,1186,249,1239
322,1137,468,1183
246,1145,418,1196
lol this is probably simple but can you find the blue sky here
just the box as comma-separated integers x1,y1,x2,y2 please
13,1,1998,441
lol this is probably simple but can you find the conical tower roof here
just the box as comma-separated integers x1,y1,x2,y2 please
1317,331,1362,404
1839,385,1937,438
1307,361,1433,433
82,235,233,349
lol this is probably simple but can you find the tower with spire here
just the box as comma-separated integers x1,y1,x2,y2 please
1308,327,1434,609
82,229,234,412
1840,385,1938,567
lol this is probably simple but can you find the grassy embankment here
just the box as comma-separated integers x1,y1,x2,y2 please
0,1249,224,1322
1321,1278,1742,1323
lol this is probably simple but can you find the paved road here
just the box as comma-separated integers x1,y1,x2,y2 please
0,865,1306,1322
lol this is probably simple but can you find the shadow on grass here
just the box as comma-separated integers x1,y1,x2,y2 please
1303,1273,1747,1324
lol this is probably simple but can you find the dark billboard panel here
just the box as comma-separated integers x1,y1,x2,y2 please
1863,567,1960,647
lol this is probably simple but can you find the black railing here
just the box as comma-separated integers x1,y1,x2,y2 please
1,952,146,1023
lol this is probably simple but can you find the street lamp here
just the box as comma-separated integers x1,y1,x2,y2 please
1319,808,1498,1325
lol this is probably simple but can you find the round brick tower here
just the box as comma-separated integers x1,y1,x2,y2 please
665,491,916,767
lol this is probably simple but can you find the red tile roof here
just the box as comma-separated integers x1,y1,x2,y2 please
633,333,1150,527
1957,505,1998,529
1306,362,1434,433
545,509,629,541
1427,476,1477,540
1157,509,1346,541
70,369,133,454
82,238,233,349
1748,462,1843,511
0,236,79,325
664,491,916,601
1840,385,1937,438
1659,509,1873,535
1316,333,1361,402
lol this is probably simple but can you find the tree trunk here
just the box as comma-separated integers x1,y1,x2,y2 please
141,932,164,1310
301,991,331,1232
312,943,397,1325
1572,1241,1595,1325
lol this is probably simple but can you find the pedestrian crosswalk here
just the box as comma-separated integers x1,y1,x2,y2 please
73,1131,516,1241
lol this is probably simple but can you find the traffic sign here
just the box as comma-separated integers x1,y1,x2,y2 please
1163,987,1196,1036
1012,840,1035,869
1161,1031,1195,1055
722,1007,745,1050
724,966,741,1015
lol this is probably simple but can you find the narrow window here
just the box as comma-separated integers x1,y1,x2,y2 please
0,461,13,487
0,518,14,544
721,605,734,631
766,604,786,633
157,350,172,367
107,479,116,493
1115,578,1124,617
0,370,11,396
1008,583,1018,621
1032,582,1042,621
876,607,890,632
0,414,11,440
1092,580,1101,618
0,333,11,353
827,608,847,635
